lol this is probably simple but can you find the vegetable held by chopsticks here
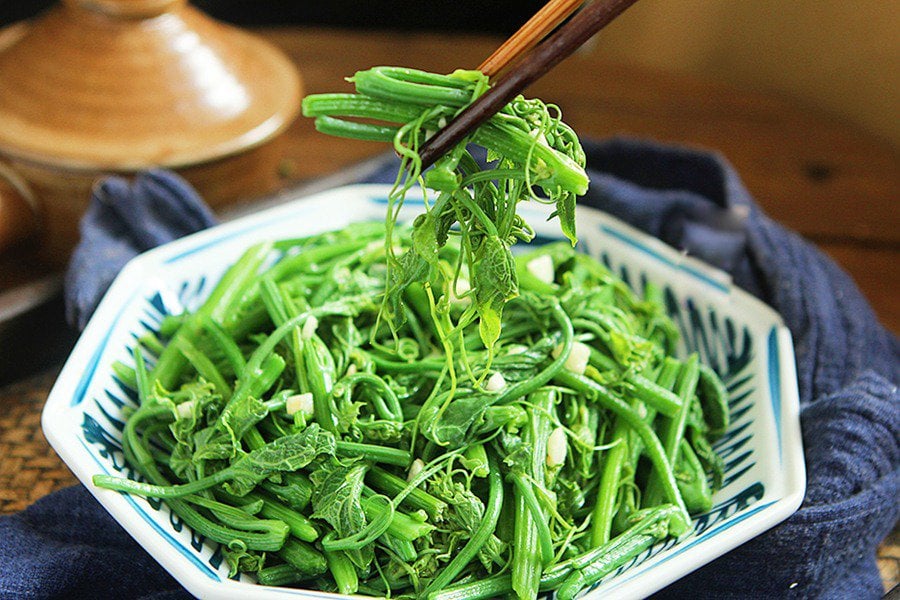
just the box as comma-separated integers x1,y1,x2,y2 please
301,0,641,359
302,66,588,355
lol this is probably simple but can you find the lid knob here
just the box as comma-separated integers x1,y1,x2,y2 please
63,0,186,18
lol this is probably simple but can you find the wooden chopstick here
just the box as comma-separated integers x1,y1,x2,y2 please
478,0,586,78
419,0,639,170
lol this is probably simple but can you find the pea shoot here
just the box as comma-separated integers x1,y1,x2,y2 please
302,67,588,356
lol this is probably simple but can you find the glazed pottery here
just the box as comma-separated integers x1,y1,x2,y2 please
0,0,302,264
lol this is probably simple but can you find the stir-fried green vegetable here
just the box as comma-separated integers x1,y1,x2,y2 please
302,67,588,354
94,67,730,599
94,224,729,598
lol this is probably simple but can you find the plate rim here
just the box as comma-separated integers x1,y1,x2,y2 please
42,183,806,599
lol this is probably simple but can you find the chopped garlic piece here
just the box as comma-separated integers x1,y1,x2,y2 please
636,402,648,419
407,458,425,482
547,427,568,468
505,344,529,355
301,316,319,340
527,254,555,284
346,363,358,376
553,341,591,375
286,392,315,418
176,400,195,420
485,372,507,392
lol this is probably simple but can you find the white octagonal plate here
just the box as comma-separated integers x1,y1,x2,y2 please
43,184,805,599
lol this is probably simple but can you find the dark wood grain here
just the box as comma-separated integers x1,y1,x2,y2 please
261,27,899,333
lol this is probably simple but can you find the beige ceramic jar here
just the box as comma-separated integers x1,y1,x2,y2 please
0,0,302,266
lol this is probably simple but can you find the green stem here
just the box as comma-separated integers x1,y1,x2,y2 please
625,373,682,417
215,489,318,542
277,539,328,578
496,300,573,405
337,372,404,422
352,67,475,107
556,508,674,600
590,418,629,546
171,336,229,396
511,482,541,600
153,242,272,388
510,472,554,567
645,355,700,508
93,467,233,499
554,370,690,531
366,467,447,521
260,472,313,511
324,548,359,595
336,440,411,467
424,456,504,593
362,495,433,541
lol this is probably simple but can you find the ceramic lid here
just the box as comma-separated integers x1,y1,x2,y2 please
0,0,302,170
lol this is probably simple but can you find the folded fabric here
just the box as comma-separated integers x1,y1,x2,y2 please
64,170,217,331
578,139,899,599
3,138,893,600
0,487,190,600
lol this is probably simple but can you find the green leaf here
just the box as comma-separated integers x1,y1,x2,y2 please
419,392,490,448
310,461,375,569
333,399,362,434
428,471,485,532
225,424,336,496
223,541,265,577
478,535,507,572
385,242,432,326
497,429,531,475
168,381,219,443
478,305,503,354
166,381,222,476
190,426,234,462
555,192,578,245
489,339,553,383
473,235,518,349
220,395,268,448
411,213,441,269
168,443,195,479
356,420,405,443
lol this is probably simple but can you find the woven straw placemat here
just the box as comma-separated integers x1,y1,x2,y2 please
0,367,896,593
0,368,77,513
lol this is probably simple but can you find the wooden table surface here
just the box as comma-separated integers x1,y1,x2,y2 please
268,28,898,334
0,27,897,592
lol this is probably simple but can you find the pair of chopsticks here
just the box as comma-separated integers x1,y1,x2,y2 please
418,0,638,169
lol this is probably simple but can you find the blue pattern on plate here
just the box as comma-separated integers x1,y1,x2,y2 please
767,328,783,463
75,197,778,590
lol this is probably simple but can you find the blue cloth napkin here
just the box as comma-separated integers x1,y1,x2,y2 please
4,138,895,599
64,170,217,330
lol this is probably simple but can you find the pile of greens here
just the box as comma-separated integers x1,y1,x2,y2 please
93,67,730,599
94,228,729,599
302,67,588,354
